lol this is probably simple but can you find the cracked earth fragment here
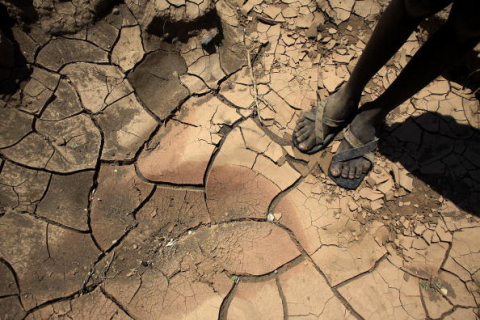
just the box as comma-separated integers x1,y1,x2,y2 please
227,279,284,319
0,161,51,214
36,171,94,231
188,53,226,89
90,163,154,251
206,119,300,222
444,308,479,320
11,26,40,63
40,79,83,121
0,107,33,149
391,236,449,278
112,25,145,72
259,89,299,139
312,234,387,286
104,266,231,320
36,38,109,71
420,285,452,319
278,259,354,319
140,0,214,30
219,67,254,109
116,218,298,276
98,220,299,318
447,227,480,277
187,221,300,275
98,219,262,319
25,288,132,320
2,114,101,173
86,20,120,51
95,93,158,161
338,259,426,320
217,2,246,75
269,69,317,111
0,214,100,310
440,201,480,231
105,4,138,29
61,62,133,114
353,0,382,20
320,0,355,26
138,94,241,185
16,67,60,115
0,260,18,297
134,186,211,242
433,271,477,308
128,50,189,119
275,175,386,285
0,296,25,320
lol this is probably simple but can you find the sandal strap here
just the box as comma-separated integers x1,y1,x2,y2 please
332,127,378,163
314,103,325,141
323,116,345,127
303,110,316,122
343,127,364,148
314,99,345,142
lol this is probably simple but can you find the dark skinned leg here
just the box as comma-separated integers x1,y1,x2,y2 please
294,0,451,151
330,0,480,180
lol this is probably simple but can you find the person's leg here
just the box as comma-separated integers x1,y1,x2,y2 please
330,0,480,180
294,0,452,151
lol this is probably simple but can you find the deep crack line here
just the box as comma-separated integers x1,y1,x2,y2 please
301,251,367,320
333,253,389,289
218,279,238,320
21,282,100,319
0,257,23,308
100,287,139,320
268,173,305,218
275,276,289,320
202,115,249,187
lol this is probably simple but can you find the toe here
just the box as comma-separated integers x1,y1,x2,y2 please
362,160,371,173
355,165,363,178
298,135,316,151
295,120,306,131
299,130,314,142
297,127,310,140
348,162,357,179
341,163,350,178
330,162,342,177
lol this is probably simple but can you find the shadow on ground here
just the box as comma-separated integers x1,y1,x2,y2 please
0,4,29,96
379,110,480,217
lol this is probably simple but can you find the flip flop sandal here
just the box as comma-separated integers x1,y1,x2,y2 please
292,99,349,155
328,126,378,190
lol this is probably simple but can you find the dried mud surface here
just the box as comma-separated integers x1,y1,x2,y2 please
1,0,480,319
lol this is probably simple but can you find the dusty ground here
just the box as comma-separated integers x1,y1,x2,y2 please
1,0,480,319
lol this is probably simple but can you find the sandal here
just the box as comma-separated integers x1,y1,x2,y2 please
328,126,378,190
292,98,350,155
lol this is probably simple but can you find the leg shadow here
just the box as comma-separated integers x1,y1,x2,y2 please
0,3,30,96
378,108,480,217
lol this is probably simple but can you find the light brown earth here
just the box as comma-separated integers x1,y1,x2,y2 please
1,0,480,319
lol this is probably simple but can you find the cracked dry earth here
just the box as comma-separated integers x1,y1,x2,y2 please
1,0,480,319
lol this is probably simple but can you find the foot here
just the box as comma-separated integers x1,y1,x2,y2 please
294,86,359,152
329,107,378,179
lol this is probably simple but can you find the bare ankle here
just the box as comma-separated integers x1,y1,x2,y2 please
340,83,363,103
357,103,384,124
